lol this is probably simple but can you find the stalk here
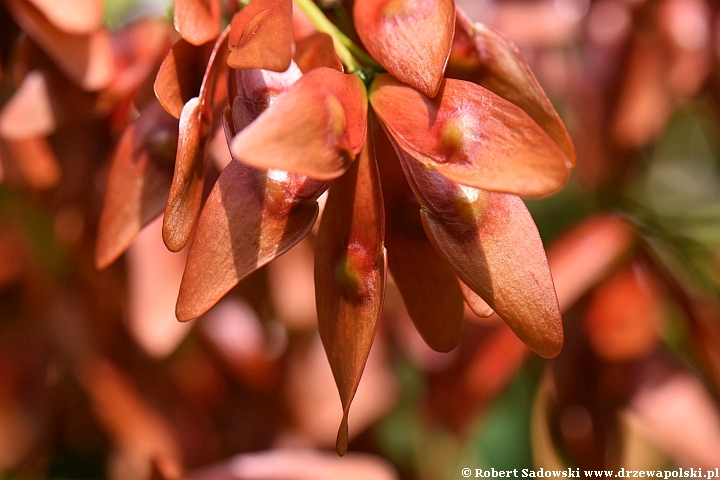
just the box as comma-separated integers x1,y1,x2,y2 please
293,0,380,73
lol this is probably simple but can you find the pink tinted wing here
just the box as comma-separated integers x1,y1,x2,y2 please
230,68,367,179
174,0,221,46
395,149,563,358
154,39,214,119
370,74,571,198
374,120,463,352
314,125,386,455
227,0,293,72
354,0,454,97
447,9,575,166
95,101,178,269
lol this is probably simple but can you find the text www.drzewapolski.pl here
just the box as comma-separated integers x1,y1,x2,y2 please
461,468,719,479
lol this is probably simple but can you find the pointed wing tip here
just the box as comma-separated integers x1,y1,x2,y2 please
493,307,564,359
434,155,572,199
499,170,573,199
421,331,461,353
94,233,127,271
566,146,578,169
414,75,443,100
380,70,442,99
162,223,188,253
336,416,349,456
511,295,564,359
535,175,572,199
94,248,114,271
174,258,215,323
430,341,460,353
153,84,182,120
354,0,453,102
533,328,564,359
174,17,220,47
175,298,200,323
468,303,494,318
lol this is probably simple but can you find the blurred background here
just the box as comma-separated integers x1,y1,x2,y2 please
2,0,720,478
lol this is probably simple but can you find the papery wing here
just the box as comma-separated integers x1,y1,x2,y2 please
354,0,454,98
371,74,570,198
315,125,386,455
397,150,563,358
230,68,367,179
375,121,463,352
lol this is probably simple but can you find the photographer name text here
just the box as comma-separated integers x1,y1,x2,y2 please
461,468,720,479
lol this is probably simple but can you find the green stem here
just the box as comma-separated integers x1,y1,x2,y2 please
293,0,380,73
345,39,382,71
